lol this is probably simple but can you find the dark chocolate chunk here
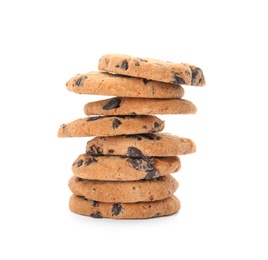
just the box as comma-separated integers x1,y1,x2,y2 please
129,157,155,171
85,157,97,166
191,67,203,85
87,145,103,155
154,122,160,128
86,116,103,122
120,60,129,70
90,211,103,218
73,159,83,167
144,169,160,179
127,147,144,157
91,200,99,207
75,177,85,182
112,203,123,216
74,76,87,87
112,118,122,129
142,79,149,84
108,149,114,154
125,135,142,141
141,134,154,140
173,73,185,85
102,97,121,110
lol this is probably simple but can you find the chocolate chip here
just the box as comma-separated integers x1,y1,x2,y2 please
142,79,149,84
102,97,121,110
141,134,154,140
112,203,123,216
91,200,99,207
81,196,88,201
87,145,103,155
144,169,160,179
108,149,114,154
112,118,122,129
120,60,128,70
154,122,160,128
191,67,203,85
125,135,142,141
86,116,103,122
134,60,140,66
90,211,103,218
74,76,87,86
173,73,185,85
127,147,144,157
75,177,84,182
129,157,155,171
85,157,97,166
143,126,147,129
156,136,161,140
60,124,66,128
73,159,83,167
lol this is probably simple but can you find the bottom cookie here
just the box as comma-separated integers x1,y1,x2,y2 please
69,194,181,219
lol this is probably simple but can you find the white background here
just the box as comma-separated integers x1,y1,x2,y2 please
1,0,267,259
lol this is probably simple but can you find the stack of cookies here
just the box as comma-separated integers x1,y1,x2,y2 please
58,54,205,219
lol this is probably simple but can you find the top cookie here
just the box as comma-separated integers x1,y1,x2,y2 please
66,71,184,99
98,54,206,86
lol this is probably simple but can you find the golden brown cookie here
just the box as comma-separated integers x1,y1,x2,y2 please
68,175,178,203
72,154,181,181
66,71,184,98
86,133,196,157
98,54,206,86
57,115,164,137
69,194,181,219
84,97,197,116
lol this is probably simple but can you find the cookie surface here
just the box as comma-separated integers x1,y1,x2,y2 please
58,115,164,137
69,194,181,219
72,154,181,181
98,54,205,86
84,97,197,116
86,133,196,157
68,175,178,203
66,71,184,99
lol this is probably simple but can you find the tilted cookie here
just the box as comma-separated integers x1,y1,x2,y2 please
98,54,206,86
68,175,178,203
86,133,196,157
66,71,184,99
69,194,181,219
72,154,181,181
84,97,197,116
57,115,164,137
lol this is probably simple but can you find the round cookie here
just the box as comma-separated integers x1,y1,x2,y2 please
68,175,178,203
72,154,181,181
66,71,185,98
86,133,196,157
69,195,181,219
98,54,206,86
84,97,197,116
58,115,164,137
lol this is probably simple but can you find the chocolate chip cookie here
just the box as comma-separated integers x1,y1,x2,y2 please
84,97,197,115
69,194,181,219
68,175,178,203
58,115,164,137
72,153,181,181
66,71,184,98
98,54,206,86
86,133,196,157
